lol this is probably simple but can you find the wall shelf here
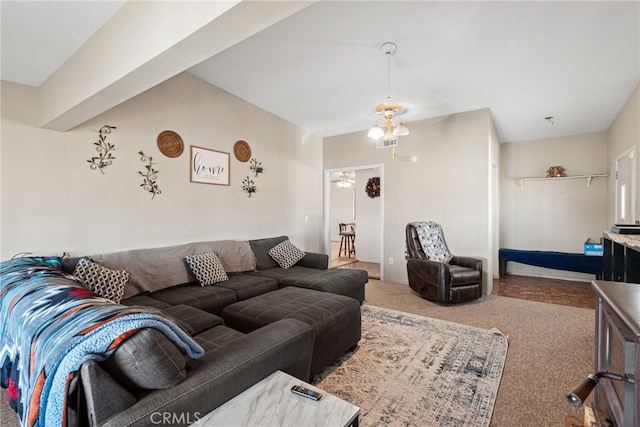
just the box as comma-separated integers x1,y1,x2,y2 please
517,173,609,189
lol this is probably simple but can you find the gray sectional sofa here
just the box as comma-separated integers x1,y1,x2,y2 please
82,236,368,426
56,235,368,426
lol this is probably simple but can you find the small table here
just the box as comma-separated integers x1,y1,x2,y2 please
192,370,360,427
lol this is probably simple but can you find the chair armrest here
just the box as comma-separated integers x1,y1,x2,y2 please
451,256,483,271
297,252,329,270
407,258,450,285
102,319,315,427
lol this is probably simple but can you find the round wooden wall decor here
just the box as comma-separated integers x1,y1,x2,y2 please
157,130,184,158
234,140,252,162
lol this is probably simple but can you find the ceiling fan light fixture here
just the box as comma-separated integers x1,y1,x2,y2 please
367,42,411,159
383,128,395,141
393,122,410,136
337,179,352,188
368,124,384,139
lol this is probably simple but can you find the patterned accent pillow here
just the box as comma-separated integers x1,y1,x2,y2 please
184,251,228,286
268,240,306,269
73,258,129,303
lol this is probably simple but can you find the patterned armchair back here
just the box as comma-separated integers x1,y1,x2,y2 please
405,222,453,263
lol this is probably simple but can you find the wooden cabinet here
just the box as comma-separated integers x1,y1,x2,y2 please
602,232,640,284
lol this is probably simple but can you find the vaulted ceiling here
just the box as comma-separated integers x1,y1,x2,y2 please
2,1,638,143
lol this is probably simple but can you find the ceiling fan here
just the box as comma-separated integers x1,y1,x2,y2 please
331,171,356,188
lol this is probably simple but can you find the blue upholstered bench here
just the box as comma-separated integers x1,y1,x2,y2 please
499,248,603,277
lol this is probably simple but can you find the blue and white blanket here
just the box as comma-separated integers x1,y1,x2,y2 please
0,257,204,427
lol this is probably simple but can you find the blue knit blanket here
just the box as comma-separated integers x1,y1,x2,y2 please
0,257,204,427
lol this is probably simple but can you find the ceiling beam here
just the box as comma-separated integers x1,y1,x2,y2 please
38,0,315,131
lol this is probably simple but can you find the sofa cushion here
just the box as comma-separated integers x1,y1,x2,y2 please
249,266,368,303
120,294,172,309
101,328,187,389
161,305,223,336
268,240,306,269
191,240,256,274
216,274,279,301
193,325,245,351
185,251,229,285
249,236,288,270
80,360,137,426
73,258,129,303
150,283,238,315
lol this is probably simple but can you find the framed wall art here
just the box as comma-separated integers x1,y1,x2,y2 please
190,145,230,186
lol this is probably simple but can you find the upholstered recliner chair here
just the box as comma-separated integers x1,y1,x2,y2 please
405,222,483,304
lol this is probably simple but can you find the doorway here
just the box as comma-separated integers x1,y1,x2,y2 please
615,147,637,224
324,164,384,279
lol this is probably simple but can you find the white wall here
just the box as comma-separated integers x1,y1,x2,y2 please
500,132,608,281
1,73,323,259
324,109,492,289
607,83,640,225
489,118,501,278
330,182,355,241
354,168,380,263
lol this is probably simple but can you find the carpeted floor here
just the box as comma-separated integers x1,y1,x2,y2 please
314,305,508,427
363,279,594,426
1,279,594,427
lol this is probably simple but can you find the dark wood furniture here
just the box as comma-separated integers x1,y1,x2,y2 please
602,232,640,283
339,222,355,258
591,280,640,427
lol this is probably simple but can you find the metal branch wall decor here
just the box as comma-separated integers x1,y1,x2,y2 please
242,177,257,197
88,125,117,173
138,151,161,199
250,158,264,177
241,157,265,197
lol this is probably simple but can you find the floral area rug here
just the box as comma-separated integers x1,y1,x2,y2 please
313,305,508,427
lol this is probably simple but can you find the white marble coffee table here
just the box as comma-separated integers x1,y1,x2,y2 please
192,370,360,427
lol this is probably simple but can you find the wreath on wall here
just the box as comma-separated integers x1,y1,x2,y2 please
365,177,381,199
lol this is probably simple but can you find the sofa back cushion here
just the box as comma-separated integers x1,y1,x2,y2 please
249,236,288,270
93,240,256,299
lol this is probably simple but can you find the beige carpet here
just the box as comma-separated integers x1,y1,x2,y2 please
362,280,594,426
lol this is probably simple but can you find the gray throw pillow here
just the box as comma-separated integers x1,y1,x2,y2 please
101,328,187,389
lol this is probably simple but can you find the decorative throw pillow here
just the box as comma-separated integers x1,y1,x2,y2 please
73,258,129,303
184,251,228,286
268,240,306,269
